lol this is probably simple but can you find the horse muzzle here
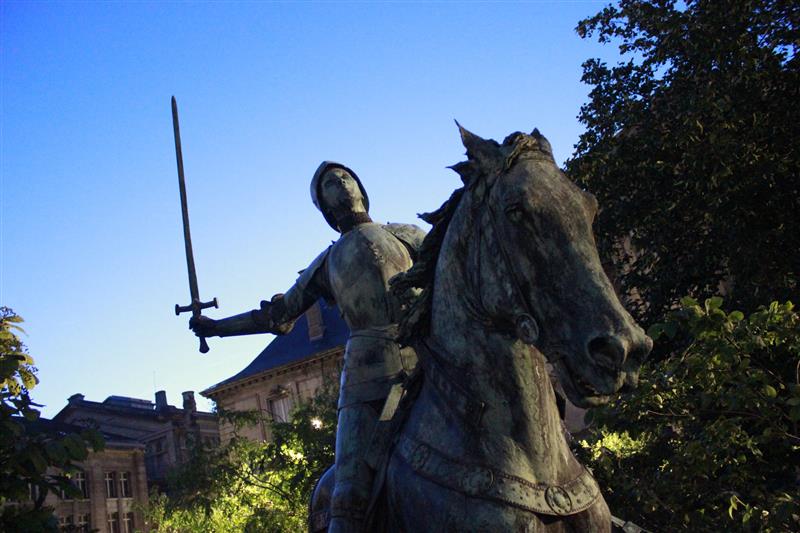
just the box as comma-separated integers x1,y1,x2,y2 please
551,331,652,408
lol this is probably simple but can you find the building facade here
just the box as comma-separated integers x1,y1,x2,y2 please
53,391,219,490
19,418,148,533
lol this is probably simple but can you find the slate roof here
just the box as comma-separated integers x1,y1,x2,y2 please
21,416,144,449
53,395,216,423
203,299,349,395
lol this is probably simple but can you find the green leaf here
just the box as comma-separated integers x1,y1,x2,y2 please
647,323,664,339
44,441,69,464
728,495,739,519
27,448,48,473
680,296,699,308
705,297,724,311
662,322,678,339
62,434,89,460
763,385,777,398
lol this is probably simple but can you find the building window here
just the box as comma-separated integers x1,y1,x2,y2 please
107,512,120,533
122,512,135,533
77,513,91,532
306,302,325,340
58,515,73,529
268,395,292,423
120,471,131,498
105,472,117,498
74,470,88,499
28,483,41,502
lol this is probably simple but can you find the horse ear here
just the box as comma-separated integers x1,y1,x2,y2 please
455,120,495,162
530,128,554,160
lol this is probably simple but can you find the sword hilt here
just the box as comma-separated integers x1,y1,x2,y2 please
176,298,219,354
174,297,219,316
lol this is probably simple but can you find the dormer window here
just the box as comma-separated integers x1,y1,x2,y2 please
306,302,325,341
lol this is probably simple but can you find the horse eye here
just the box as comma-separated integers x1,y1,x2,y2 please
504,203,524,223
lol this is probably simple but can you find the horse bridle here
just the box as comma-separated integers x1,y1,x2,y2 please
482,172,541,346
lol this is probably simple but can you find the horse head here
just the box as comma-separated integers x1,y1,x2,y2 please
450,124,652,408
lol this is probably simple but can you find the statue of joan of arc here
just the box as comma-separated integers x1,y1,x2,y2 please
191,162,425,533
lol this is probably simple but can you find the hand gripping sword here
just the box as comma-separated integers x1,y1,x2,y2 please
171,96,218,353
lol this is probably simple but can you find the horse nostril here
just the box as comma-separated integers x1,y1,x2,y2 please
587,335,626,369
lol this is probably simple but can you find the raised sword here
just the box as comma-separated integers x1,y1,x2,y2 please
171,96,218,353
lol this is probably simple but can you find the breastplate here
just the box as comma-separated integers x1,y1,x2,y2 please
327,223,414,330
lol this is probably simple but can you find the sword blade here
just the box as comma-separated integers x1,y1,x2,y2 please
172,96,201,308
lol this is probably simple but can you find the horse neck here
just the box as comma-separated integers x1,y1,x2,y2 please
426,200,581,485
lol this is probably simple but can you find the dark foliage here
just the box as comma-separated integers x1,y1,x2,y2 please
577,298,800,531
566,0,800,326
0,308,104,532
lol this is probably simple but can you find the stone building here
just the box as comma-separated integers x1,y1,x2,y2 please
53,391,219,489
22,418,148,533
202,299,348,443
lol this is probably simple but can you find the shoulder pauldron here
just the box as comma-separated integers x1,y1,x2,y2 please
293,246,331,293
383,223,427,258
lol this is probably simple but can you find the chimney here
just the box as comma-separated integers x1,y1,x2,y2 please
68,393,85,405
155,390,168,411
182,391,197,413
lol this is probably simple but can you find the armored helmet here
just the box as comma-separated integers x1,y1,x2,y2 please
310,161,370,231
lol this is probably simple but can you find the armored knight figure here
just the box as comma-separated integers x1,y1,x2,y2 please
190,162,425,533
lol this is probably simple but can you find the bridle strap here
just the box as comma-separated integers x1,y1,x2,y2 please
482,180,541,344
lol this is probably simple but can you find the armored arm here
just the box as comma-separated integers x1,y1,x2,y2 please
189,302,277,338
190,247,331,338
194,296,288,338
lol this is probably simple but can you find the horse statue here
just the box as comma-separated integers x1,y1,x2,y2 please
310,125,652,532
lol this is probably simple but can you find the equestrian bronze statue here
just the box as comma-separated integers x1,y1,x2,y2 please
189,124,651,532
313,125,652,532
190,162,425,533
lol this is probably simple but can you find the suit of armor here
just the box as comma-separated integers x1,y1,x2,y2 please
274,221,423,529
192,162,424,533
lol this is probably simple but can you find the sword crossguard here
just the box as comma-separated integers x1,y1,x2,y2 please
174,297,219,316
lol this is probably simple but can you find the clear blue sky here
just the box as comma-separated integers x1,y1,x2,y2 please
2,1,619,417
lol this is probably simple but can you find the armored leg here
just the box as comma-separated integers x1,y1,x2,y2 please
329,403,379,533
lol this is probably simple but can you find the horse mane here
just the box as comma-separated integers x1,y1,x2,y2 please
391,186,465,345
391,127,553,345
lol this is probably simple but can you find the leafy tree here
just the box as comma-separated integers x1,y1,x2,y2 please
567,0,800,326
0,307,104,532
142,381,338,533
577,298,800,531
